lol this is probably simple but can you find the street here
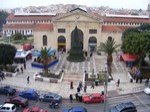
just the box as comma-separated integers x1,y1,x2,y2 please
0,92,150,112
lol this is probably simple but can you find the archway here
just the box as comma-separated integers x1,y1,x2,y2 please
88,36,97,52
71,28,83,49
57,36,66,52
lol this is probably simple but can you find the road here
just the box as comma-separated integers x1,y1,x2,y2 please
0,92,150,112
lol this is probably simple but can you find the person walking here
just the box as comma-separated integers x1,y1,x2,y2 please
27,76,30,84
79,81,82,90
75,93,79,101
70,81,73,89
69,94,73,103
91,82,94,89
84,84,87,92
117,79,120,87
20,66,23,73
24,63,26,69
77,86,80,93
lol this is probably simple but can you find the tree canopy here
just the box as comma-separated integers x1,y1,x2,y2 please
0,11,8,31
122,24,150,68
0,44,16,66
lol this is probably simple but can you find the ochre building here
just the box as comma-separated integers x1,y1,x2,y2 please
3,8,150,52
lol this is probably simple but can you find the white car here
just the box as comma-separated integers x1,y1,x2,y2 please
144,87,150,95
0,103,16,112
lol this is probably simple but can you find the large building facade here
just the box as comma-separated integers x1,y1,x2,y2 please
3,8,150,52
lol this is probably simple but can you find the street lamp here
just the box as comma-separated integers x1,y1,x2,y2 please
104,65,108,112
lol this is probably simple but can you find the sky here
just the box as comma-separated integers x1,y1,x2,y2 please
0,0,149,10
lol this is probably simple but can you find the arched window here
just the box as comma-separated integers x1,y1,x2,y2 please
43,35,47,46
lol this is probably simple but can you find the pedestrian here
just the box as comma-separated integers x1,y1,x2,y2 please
75,93,79,101
79,81,82,90
117,79,120,87
27,76,30,84
69,94,73,103
20,66,23,73
24,63,26,69
70,81,73,89
145,79,149,86
77,86,80,93
84,84,87,92
91,82,94,89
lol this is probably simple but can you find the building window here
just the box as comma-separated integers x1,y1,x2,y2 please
89,29,97,34
43,35,47,46
58,28,66,33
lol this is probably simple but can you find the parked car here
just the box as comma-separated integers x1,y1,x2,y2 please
19,89,38,100
108,102,137,112
0,103,16,112
82,93,105,103
5,96,28,107
144,87,150,95
0,86,16,96
39,92,62,103
23,106,48,112
63,106,87,112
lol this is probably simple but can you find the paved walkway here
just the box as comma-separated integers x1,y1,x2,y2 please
0,52,145,98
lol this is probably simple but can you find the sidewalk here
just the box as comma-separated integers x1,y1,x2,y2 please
0,53,146,98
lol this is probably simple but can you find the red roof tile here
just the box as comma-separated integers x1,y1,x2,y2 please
7,14,55,21
3,24,35,29
104,17,150,23
102,25,135,32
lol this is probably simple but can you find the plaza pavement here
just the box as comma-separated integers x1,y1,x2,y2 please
0,52,146,99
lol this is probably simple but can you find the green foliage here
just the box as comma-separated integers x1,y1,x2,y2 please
0,11,8,31
13,33,23,40
97,38,120,74
41,47,51,75
0,44,16,66
97,38,120,55
122,24,150,68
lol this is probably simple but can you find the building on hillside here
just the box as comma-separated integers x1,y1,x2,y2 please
2,8,150,52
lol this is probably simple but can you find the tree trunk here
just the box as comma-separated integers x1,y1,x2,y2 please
107,54,113,75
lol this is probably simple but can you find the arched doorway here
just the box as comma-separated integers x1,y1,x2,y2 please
71,28,83,49
58,36,66,52
88,36,97,52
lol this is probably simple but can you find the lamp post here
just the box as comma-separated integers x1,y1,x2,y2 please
104,65,108,112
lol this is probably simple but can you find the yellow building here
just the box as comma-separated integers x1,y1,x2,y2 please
3,8,150,52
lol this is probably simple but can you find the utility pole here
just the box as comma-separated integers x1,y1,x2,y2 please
104,65,108,112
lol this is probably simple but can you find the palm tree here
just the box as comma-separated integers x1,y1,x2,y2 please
97,38,120,74
41,47,51,76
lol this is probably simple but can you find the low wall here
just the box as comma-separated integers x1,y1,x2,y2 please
33,72,64,83
31,59,58,68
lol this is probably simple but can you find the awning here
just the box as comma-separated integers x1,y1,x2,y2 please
121,53,138,62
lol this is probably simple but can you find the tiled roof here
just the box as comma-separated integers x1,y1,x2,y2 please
3,23,53,31
3,24,35,29
34,24,53,31
7,13,55,21
104,17,150,23
102,25,135,32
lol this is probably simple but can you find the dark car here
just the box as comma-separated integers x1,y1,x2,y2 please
19,89,38,100
5,96,28,107
63,106,87,112
0,86,16,96
108,102,137,112
39,92,62,103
